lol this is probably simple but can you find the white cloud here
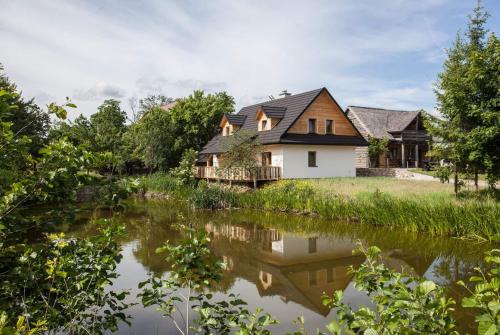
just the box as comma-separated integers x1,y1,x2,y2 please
74,83,127,101
0,0,462,118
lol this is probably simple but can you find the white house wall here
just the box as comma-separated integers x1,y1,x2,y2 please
281,144,356,178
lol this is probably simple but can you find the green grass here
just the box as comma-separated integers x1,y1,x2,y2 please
139,174,500,240
408,168,487,181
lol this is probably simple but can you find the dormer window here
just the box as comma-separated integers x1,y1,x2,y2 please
256,105,286,132
224,126,231,136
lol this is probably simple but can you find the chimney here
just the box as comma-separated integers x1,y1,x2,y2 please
279,90,291,97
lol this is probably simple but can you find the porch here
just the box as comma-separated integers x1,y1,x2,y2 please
195,166,282,181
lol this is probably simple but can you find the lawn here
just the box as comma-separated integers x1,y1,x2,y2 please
305,177,455,200
408,168,487,181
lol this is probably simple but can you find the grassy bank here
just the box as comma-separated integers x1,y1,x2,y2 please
139,173,500,240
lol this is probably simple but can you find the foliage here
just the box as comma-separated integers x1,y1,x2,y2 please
459,249,500,335
132,105,176,171
0,64,51,156
169,90,234,161
322,241,458,334
219,130,262,174
0,220,131,334
190,183,236,209
431,2,500,191
367,136,389,167
138,225,277,335
0,73,134,334
90,99,128,173
435,165,453,183
171,149,198,185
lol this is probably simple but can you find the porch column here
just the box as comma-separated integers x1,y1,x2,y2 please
401,143,405,168
415,144,419,168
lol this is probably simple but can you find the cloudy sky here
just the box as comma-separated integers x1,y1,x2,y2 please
1,0,499,119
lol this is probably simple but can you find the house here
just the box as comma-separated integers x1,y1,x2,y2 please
346,106,430,168
197,88,367,181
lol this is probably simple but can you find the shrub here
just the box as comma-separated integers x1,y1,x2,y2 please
140,172,182,193
436,165,453,183
190,184,236,209
170,149,198,186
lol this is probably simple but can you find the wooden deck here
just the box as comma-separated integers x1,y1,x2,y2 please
195,166,281,181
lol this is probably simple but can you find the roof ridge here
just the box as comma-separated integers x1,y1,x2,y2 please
347,105,419,113
236,88,323,113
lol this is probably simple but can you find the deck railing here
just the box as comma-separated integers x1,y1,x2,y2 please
195,166,281,181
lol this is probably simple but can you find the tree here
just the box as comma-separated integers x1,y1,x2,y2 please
133,106,176,171
0,64,50,155
0,84,132,333
367,136,389,168
91,99,127,173
432,1,499,192
139,94,174,116
219,130,262,188
170,90,234,163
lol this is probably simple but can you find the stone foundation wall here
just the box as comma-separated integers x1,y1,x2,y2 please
356,168,418,179
356,168,396,177
355,146,369,168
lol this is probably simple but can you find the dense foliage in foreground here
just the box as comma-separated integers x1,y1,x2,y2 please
0,70,135,334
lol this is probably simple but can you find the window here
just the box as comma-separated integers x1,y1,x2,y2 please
308,151,317,167
308,118,316,134
308,271,317,286
325,119,334,134
308,237,317,253
261,120,268,131
224,126,230,136
326,268,334,283
261,152,272,166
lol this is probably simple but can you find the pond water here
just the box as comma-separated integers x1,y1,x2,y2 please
64,199,493,334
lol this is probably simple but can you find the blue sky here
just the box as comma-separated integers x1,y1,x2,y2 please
1,0,498,119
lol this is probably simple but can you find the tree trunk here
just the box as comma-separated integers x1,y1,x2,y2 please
474,170,479,192
454,164,458,196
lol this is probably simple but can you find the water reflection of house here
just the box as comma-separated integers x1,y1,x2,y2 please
206,223,362,315
205,223,434,316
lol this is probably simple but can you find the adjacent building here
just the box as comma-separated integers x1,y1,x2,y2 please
346,106,430,168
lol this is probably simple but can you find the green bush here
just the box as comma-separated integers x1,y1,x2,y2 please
436,166,453,183
140,172,182,193
190,184,236,209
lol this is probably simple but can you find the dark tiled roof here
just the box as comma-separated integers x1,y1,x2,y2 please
225,114,247,125
200,88,366,155
261,106,286,119
346,106,420,140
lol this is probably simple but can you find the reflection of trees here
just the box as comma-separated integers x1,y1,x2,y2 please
431,256,490,334
70,199,494,333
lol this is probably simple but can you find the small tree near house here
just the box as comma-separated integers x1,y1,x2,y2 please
219,130,262,189
367,136,389,167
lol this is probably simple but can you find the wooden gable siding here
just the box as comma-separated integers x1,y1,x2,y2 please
287,90,358,136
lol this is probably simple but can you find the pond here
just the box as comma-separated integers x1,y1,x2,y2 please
64,199,493,334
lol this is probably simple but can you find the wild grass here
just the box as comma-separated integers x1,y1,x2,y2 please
236,180,500,240
139,174,500,240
